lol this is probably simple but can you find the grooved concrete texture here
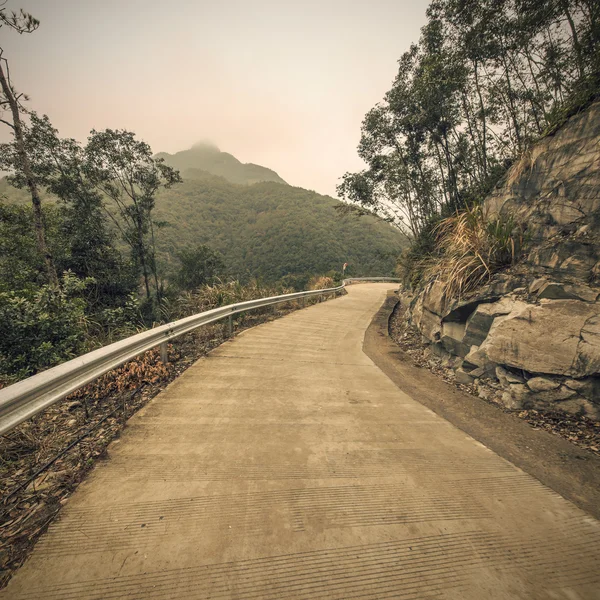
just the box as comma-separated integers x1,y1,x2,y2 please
3,283,600,599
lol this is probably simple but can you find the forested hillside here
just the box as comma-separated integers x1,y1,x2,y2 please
155,142,287,185
153,172,404,283
1,161,405,285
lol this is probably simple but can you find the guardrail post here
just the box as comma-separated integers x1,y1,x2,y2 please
159,342,168,364
227,314,233,337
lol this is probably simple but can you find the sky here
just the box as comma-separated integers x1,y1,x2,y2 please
1,0,428,197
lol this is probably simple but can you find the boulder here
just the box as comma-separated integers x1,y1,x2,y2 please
536,281,599,302
496,365,525,386
462,297,518,347
470,366,485,378
533,385,577,403
564,376,600,402
455,369,475,385
411,295,442,343
422,280,446,316
529,278,548,294
462,347,497,379
558,397,600,420
526,376,560,392
480,300,600,377
441,335,470,357
463,346,485,370
500,384,531,410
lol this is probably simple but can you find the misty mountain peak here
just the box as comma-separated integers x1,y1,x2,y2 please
157,144,287,186
191,140,220,152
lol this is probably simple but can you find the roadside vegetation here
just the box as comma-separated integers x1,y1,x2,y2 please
0,8,364,388
339,0,600,290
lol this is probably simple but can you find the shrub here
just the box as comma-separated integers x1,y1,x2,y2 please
0,272,91,384
307,276,335,290
173,279,295,319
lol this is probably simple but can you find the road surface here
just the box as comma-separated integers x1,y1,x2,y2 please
3,283,600,599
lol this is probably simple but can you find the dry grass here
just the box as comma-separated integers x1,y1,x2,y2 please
423,204,525,301
308,275,336,290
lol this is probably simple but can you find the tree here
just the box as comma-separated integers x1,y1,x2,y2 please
0,114,137,309
0,5,58,285
174,244,225,291
340,0,600,246
84,129,182,304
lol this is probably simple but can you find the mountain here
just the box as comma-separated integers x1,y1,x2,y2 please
0,146,407,284
155,142,287,185
153,172,406,282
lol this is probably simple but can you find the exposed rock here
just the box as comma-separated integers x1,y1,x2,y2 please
536,281,599,302
535,385,577,403
411,296,442,343
529,240,599,281
430,342,447,358
402,100,600,419
462,297,518,347
480,300,600,377
470,366,485,378
500,384,531,410
558,397,600,420
529,278,548,294
565,378,587,391
422,280,446,316
564,377,600,402
496,365,525,386
526,376,561,392
574,314,600,376
441,355,463,369
441,335,470,358
455,369,475,385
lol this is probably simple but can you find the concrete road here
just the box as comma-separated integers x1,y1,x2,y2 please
3,283,600,599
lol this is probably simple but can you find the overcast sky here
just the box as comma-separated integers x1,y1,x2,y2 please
2,0,428,196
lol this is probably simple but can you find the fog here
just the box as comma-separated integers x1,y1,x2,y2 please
2,0,428,196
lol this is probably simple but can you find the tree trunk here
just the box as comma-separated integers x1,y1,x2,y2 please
561,0,585,78
473,61,488,177
0,59,59,287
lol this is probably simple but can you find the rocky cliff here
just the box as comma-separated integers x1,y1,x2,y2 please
403,99,600,420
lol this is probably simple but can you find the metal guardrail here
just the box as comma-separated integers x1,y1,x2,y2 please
0,277,400,435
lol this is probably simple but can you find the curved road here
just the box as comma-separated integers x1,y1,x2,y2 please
4,283,600,599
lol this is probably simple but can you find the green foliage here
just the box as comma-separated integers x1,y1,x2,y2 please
174,244,225,291
0,115,138,309
153,174,405,283
0,272,91,383
85,128,182,303
0,200,52,292
340,0,600,243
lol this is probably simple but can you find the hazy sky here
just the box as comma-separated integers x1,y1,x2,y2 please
2,0,428,196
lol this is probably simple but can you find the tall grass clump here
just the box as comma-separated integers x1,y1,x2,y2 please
423,204,527,300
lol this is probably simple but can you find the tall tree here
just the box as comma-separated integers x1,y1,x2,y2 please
0,114,137,308
84,129,181,304
340,0,599,242
0,6,58,285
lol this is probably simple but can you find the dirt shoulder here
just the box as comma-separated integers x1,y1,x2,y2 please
363,291,600,520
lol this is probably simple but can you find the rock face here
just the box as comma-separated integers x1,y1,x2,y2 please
403,99,600,420
480,300,600,377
